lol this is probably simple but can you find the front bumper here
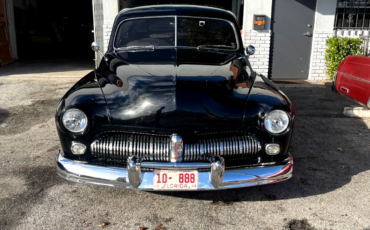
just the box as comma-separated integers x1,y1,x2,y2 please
56,151,293,190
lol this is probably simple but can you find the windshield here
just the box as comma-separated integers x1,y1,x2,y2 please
115,17,175,48
177,17,237,49
114,17,238,51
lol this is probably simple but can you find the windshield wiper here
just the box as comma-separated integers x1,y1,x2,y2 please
197,45,235,49
115,45,155,53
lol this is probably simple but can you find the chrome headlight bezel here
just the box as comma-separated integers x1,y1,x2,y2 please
263,110,291,136
62,108,88,133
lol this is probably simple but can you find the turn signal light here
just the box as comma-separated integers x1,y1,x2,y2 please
265,143,280,155
71,142,86,155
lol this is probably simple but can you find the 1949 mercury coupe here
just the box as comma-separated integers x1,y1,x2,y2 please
55,5,294,190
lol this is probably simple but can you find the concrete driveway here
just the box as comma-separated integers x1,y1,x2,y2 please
0,65,369,230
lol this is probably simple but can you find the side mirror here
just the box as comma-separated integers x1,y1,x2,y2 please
91,42,108,62
91,42,100,52
246,45,255,56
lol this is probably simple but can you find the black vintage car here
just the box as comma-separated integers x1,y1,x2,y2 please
56,5,294,190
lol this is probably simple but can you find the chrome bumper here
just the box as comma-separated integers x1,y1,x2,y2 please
56,151,293,190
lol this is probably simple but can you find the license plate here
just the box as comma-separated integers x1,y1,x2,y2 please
153,170,198,190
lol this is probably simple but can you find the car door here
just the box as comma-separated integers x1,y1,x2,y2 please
338,56,370,108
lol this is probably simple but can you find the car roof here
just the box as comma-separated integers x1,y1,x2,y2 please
117,4,237,23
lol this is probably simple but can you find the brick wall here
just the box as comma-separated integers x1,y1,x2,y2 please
102,1,119,53
93,0,104,63
92,0,119,65
103,24,113,52
309,30,369,81
244,30,271,76
309,31,334,81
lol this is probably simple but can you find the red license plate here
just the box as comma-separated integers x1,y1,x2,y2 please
153,170,198,190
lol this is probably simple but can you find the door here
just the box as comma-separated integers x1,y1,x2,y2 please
271,0,316,79
0,0,13,66
338,56,370,108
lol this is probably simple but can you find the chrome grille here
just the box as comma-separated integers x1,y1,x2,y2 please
183,135,261,161
91,132,261,162
91,133,171,161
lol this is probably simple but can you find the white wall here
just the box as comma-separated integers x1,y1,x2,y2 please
103,0,119,51
243,0,273,32
314,0,337,31
243,0,273,77
309,0,369,80
92,0,119,64
308,0,337,80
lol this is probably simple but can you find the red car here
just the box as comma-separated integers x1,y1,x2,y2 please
333,56,370,109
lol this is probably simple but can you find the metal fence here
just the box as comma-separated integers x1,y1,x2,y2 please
360,35,370,56
335,0,370,30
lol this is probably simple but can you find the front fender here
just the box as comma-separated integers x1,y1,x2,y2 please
243,76,294,159
55,71,110,160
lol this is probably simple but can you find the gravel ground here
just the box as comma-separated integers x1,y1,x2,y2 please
0,77,369,230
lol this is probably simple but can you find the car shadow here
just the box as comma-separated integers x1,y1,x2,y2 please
152,86,370,202
0,108,9,126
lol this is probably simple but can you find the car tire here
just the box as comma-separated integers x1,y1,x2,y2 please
332,72,337,92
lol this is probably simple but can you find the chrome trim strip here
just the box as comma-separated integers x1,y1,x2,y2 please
129,135,133,156
141,161,211,169
175,15,178,47
56,151,293,190
170,134,183,163
341,72,370,85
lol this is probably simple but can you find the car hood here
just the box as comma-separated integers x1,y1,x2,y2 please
98,50,255,131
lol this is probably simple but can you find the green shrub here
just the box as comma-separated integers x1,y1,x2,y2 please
325,36,362,79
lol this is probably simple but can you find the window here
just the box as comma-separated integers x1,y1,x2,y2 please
335,0,370,29
114,17,238,50
177,17,237,50
114,17,175,48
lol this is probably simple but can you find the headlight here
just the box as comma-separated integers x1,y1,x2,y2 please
62,109,88,133
264,110,290,134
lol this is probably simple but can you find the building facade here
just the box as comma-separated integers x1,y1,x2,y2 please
3,0,368,80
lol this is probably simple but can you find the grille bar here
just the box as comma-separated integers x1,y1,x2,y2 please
183,135,261,161
91,133,261,162
91,133,171,161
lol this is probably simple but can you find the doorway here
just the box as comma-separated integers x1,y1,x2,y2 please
119,0,244,29
13,0,94,59
270,0,317,79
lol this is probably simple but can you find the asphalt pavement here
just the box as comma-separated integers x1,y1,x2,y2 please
0,71,369,230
